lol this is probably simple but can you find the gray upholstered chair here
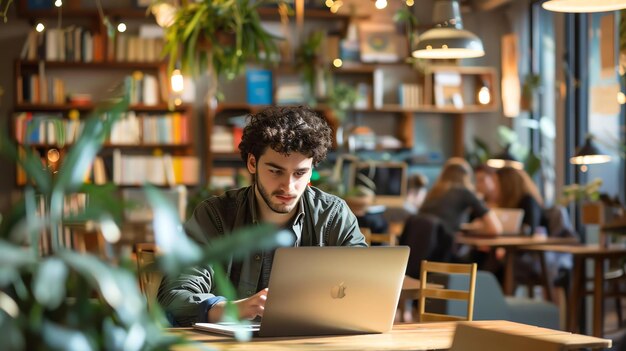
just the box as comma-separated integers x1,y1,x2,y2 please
445,270,560,330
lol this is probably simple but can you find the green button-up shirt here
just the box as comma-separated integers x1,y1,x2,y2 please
157,185,366,326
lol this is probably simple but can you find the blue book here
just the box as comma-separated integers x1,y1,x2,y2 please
246,69,273,105
28,0,53,9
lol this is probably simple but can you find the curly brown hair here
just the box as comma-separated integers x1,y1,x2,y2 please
238,106,332,166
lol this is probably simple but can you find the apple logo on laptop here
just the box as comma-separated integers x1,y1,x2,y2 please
331,282,346,299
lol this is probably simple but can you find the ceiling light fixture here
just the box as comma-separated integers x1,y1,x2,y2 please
569,135,611,165
486,144,524,170
412,0,484,59
542,0,626,13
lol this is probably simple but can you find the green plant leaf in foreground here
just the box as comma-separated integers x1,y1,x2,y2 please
33,257,68,310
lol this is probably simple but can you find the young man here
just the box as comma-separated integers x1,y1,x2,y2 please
158,106,367,327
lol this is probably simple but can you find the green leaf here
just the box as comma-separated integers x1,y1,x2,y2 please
57,250,145,325
42,320,95,351
143,184,203,274
0,310,25,351
0,134,52,193
33,257,68,310
497,125,518,145
182,6,206,41
524,150,542,178
54,97,128,193
0,241,37,270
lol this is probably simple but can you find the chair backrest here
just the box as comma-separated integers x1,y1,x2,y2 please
135,243,162,311
449,323,563,351
399,213,451,278
543,205,577,239
418,260,477,322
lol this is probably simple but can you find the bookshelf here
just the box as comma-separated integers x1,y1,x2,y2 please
12,1,200,189
206,62,499,186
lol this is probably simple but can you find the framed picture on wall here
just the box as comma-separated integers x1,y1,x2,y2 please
433,71,463,108
359,23,399,63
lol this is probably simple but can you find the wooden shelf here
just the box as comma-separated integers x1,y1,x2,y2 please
17,60,164,70
18,143,192,149
17,5,150,19
15,103,187,113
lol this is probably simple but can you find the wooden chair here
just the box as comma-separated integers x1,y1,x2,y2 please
360,227,397,246
135,243,162,311
418,260,477,322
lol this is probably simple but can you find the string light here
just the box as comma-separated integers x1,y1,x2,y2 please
35,23,45,32
333,58,343,68
54,0,62,7
375,0,387,9
617,91,626,105
117,22,126,33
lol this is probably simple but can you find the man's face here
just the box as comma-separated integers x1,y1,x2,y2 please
247,148,313,214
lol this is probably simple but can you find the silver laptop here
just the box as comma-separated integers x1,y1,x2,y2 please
493,208,525,235
193,246,409,337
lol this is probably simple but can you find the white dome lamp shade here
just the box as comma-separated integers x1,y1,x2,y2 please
542,0,626,13
569,135,612,165
412,0,485,59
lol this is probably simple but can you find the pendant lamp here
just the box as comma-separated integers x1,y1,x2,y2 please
542,0,626,13
486,144,524,170
412,0,485,59
569,135,612,165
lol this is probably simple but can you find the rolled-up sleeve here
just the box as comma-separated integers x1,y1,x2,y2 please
157,266,226,326
157,200,226,327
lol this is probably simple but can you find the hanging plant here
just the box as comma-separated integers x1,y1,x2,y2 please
159,0,281,81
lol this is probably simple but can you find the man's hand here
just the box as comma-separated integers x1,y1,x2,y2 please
208,288,269,323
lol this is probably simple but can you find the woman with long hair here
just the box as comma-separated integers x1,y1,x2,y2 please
496,166,544,235
421,157,502,236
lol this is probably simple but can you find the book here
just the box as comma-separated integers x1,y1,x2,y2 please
246,69,273,105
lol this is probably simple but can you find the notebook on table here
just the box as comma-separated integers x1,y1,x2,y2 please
493,208,525,235
193,246,410,337
460,208,525,236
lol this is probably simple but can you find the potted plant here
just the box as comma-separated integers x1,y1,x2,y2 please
0,88,285,348
156,0,281,100
520,73,541,112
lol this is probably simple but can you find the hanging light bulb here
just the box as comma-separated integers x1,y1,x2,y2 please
171,69,184,93
478,86,491,105
117,22,127,33
152,3,177,28
54,0,62,7
333,58,343,68
35,23,45,32
375,0,388,10
617,91,626,105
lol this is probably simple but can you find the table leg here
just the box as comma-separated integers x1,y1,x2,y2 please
568,257,584,333
537,251,555,302
593,257,605,337
504,248,515,296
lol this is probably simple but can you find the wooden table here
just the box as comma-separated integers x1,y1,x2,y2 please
455,234,578,301
520,243,626,337
171,320,611,350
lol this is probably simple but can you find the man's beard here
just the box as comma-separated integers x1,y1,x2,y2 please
255,174,298,214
